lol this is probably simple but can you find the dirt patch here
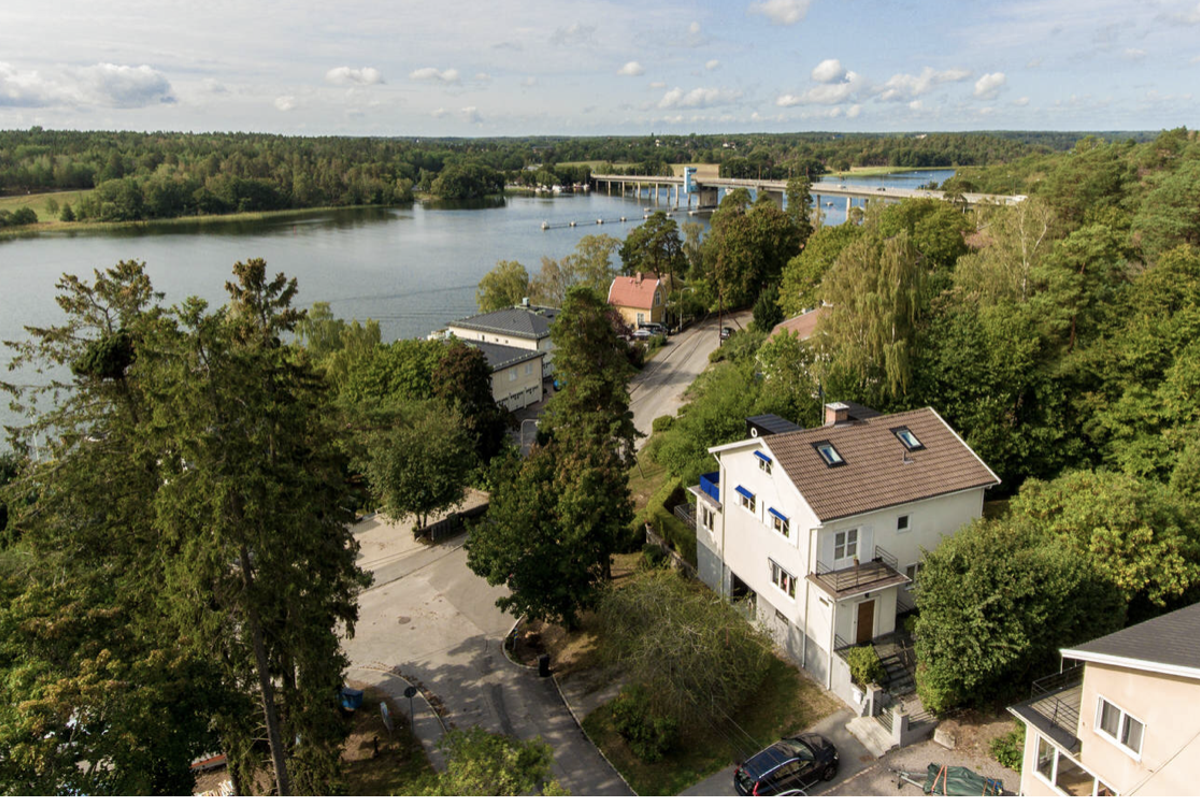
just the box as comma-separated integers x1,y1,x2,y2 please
341,682,434,795
934,708,1021,761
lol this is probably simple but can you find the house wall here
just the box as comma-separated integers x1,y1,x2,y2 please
1016,730,1062,797
449,327,555,377
489,355,543,411
705,439,987,689
613,303,662,328
1076,663,1200,795
696,498,723,591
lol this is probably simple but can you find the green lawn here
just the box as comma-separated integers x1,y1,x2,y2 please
582,655,840,796
0,189,93,219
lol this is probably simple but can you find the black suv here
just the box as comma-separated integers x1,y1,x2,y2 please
734,734,839,796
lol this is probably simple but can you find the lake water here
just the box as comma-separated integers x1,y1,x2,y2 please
0,168,952,435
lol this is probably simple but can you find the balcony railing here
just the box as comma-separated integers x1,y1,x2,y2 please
699,471,720,503
1028,664,1083,740
813,546,902,594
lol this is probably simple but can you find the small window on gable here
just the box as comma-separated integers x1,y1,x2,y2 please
892,427,925,451
736,485,756,513
897,514,910,531
754,449,773,475
814,441,845,467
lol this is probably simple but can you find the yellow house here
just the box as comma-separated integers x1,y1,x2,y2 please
1009,602,1200,796
607,272,674,329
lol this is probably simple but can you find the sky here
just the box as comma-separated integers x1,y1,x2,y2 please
1,0,1198,136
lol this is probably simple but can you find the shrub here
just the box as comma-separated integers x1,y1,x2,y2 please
651,414,675,434
639,476,696,566
8,206,38,226
610,687,679,763
847,646,886,687
639,542,668,570
989,722,1024,772
647,333,667,350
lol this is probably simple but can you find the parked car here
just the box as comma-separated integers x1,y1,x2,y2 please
734,734,839,796
642,322,666,335
632,328,654,340
720,325,733,341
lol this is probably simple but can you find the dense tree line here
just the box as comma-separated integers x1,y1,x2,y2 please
642,127,1200,711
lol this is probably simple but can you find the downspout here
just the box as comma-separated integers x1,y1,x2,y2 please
802,526,818,668
719,456,728,598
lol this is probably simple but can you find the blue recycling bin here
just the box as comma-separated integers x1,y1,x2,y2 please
340,687,364,712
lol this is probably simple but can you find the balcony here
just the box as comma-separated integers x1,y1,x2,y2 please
809,546,908,599
1009,664,1083,754
689,471,722,512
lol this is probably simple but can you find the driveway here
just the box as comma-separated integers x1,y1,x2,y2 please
630,311,750,450
342,514,632,796
679,707,876,797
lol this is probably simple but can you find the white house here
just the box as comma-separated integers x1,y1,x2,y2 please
447,302,558,378
691,402,999,696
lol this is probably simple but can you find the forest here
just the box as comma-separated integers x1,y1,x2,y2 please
0,127,1157,226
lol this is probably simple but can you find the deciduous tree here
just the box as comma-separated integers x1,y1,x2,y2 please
476,259,531,312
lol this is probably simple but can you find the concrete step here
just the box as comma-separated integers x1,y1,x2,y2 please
847,714,898,758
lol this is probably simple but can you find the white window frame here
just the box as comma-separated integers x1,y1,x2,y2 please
771,513,789,537
1032,734,1117,796
508,367,518,381
904,561,923,589
702,506,715,532
525,362,533,375
834,528,859,561
769,559,796,599
739,490,756,513
896,513,911,532
758,456,772,475
1095,696,1145,759
637,312,645,325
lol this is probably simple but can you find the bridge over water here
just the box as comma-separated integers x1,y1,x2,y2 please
590,171,1025,217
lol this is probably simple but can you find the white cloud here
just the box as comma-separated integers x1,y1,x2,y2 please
1026,57,1043,69
460,106,481,123
748,0,812,26
649,80,667,89
1191,54,1200,64
811,58,846,84
846,104,862,118
325,66,383,85
689,21,701,34
776,70,863,106
618,61,645,76
1,61,175,108
1168,2,1200,24
1123,48,1147,61
706,59,721,70
201,78,228,94
274,95,296,112
878,66,971,101
657,86,743,109
409,67,460,84
76,63,175,107
431,107,448,118
1013,96,1030,106
908,99,924,111
522,76,537,87
550,23,596,46
974,72,1006,99
475,72,491,82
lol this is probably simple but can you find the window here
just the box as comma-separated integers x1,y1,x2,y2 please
891,426,924,450
754,450,773,475
1096,697,1144,756
508,368,518,381
904,562,923,587
770,560,796,598
834,528,858,561
654,290,661,306
637,312,645,325
1036,736,1054,780
702,506,715,531
525,362,533,375
813,441,845,467
1035,734,1114,796
769,507,789,536
897,514,910,531
736,485,756,513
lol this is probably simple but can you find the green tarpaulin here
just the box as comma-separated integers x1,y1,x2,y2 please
922,764,1005,796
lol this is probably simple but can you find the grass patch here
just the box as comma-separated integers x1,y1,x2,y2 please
341,684,435,795
629,453,668,512
582,653,839,796
0,189,93,218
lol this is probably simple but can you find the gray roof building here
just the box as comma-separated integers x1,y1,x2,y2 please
448,305,559,340
1062,601,1200,678
460,339,543,372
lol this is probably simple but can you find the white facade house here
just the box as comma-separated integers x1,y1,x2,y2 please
692,402,999,693
447,302,558,378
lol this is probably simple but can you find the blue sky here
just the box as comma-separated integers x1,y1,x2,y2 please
1,0,1198,135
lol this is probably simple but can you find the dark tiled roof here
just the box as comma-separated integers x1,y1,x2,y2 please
1065,602,1200,673
448,305,558,339
746,414,803,437
460,339,543,372
762,407,999,523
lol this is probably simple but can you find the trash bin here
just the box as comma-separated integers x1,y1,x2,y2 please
538,654,551,678
340,687,364,712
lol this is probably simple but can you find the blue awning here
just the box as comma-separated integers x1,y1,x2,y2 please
768,507,788,523
735,484,754,499
753,449,773,464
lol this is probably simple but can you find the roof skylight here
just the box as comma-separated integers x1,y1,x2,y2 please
892,427,925,451
813,441,845,467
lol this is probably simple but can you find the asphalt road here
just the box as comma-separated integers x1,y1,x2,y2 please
341,515,632,796
629,312,749,450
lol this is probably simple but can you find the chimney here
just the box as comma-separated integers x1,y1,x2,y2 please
521,297,529,307
824,401,850,426
636,271,643,284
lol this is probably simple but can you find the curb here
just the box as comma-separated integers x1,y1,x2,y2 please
548,672,638,796
348,664,448,771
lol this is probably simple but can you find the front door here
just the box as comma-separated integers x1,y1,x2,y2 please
856,599,875,644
